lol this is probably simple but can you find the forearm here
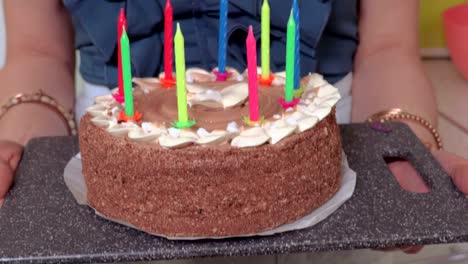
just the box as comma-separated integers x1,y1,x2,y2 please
0,0,75,145
351,47,437,125
351,0,438,147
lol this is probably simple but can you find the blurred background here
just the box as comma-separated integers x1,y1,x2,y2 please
418,0,468,161
419,0,466,56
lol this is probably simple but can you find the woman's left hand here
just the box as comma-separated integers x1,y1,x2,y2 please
389,149,468,195
432,150,468,194
387,149,468,254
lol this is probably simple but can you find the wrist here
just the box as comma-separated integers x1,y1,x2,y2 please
1,91,77,144
367,109,443,150
0,103,69,145
400,121,439,150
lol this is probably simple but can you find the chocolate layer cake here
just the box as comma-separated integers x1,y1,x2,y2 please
79,69,343,237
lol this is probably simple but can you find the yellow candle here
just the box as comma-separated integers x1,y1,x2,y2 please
261,0,270,79
174,23,195,128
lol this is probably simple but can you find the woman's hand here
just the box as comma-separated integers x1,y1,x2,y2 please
0,0,76,208
387,149,468,254
0,104,72,208
0,141,23,207
388,120,468,196
432,150,468,195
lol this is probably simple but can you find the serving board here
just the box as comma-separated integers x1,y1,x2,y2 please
1,123,468,263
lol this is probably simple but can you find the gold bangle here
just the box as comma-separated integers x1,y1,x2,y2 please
367,109,443,150
0,91,77,136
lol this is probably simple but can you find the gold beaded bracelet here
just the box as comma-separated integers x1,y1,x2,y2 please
367,108,443,150
0,91,77,136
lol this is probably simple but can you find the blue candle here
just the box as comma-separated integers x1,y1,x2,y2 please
218,0,228,74
293,0,300,90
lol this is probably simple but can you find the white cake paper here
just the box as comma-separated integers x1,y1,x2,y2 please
64,152,356,240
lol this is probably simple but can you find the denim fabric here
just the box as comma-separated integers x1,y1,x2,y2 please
63,0,358,88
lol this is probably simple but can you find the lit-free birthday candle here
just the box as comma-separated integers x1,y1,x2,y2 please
114,8,126,103
293,0,301,91
119,28,142,122
246,26,259,123
217,0,228,77
278,10,299,109
174,23,195,128
162,0,176,88
261,0,270,80
121,29,134,117
285,11,296,102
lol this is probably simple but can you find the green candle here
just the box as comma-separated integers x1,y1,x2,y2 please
285,11,296,102
261,0,270,79
174,23,193,127
120,28,134,117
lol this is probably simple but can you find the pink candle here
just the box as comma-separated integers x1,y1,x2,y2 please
246,26,259,122
117,8,126,98
164,0,174,80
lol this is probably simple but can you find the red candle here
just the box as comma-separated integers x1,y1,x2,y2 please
164,0,174,80
117,8,126,98
246,26,259,122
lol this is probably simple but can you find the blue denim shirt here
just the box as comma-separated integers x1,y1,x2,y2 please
63,0,358,88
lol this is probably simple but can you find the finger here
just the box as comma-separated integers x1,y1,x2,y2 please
8,148,22,171
0,159,14,201
451,164,468,195
0,141,23,170
432,150,466,176
376,247,400,252
403,245,424,254
433,150,468,195
375,245,423,254
388,160,430,193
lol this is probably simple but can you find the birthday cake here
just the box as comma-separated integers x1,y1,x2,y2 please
78,1,343,237
78,67,343,237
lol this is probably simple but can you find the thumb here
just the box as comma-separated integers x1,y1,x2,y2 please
0,141,23,170
0,141,23,207
0,159,14,205
433,150,468,195
450,164,468,196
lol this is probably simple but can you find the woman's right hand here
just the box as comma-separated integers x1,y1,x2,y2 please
0,140,23,207
0,0,76,207
0,104,71,208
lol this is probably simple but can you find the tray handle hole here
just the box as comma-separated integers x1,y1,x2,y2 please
384,156,431,194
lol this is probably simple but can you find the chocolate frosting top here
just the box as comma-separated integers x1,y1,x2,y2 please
84,69,341,149
133,79,284,131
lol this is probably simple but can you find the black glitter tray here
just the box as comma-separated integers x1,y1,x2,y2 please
1,123,468,264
